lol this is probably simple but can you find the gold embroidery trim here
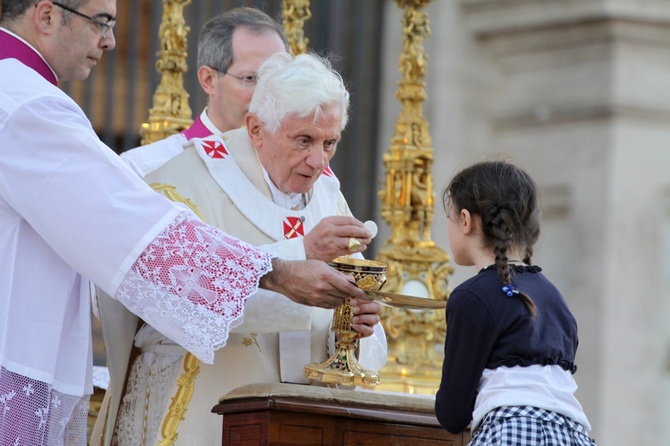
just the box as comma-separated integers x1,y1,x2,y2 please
242,333,262,352
158,353,201,446
150,183,206,221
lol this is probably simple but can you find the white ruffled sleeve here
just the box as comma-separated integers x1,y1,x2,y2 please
115,211,273,364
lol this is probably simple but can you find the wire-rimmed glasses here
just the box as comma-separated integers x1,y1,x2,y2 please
52,1,116,38
211,68,258,88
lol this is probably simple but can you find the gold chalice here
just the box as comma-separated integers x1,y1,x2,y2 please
304,257,387,387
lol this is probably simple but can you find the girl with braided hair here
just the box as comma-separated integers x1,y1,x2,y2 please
435,161,596,445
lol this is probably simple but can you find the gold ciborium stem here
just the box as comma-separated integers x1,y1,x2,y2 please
304,258,387,387
304,298,377,386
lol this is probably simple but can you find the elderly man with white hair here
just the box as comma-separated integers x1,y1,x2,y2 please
99,51,388,446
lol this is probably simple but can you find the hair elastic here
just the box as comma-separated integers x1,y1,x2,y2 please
502,284,520,297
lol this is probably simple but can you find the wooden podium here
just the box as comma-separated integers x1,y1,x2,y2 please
211,383,471,446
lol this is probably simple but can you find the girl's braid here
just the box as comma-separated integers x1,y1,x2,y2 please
488,206,513,287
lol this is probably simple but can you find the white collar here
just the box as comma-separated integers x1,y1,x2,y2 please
200,108,224,135
260,166,305,210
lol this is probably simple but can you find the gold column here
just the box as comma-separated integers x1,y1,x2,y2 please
281,0,311,55
140,0,193,145
375,0,454,395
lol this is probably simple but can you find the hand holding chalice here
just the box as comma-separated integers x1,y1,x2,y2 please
304,256,387,387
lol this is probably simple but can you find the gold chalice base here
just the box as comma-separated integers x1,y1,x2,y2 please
304,257,387,387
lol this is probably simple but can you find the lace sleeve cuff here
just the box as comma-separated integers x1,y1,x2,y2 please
114,212,274,363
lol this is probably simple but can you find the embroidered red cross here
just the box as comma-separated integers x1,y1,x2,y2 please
322,166,334,177
283,216,304,239
202,139,229,159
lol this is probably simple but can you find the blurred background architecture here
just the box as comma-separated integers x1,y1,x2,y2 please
74,1,670,445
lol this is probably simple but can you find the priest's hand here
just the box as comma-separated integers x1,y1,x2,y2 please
350,298,382,338
303,216,372,262
259,258,367,308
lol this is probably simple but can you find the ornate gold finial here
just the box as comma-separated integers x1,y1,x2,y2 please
281,0,311,55
140,0,193,145
375,0,454,395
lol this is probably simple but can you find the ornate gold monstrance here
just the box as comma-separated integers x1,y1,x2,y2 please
140,0,193,145
375,0,454,395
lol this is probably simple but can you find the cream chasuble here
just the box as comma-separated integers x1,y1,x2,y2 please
108,130,386,446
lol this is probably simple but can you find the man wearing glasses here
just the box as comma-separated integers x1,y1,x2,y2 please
121,7,288,177
0,2,371,445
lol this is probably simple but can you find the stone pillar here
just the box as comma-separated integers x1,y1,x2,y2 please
445,1,670,444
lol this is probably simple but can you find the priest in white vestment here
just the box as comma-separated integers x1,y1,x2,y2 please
0,5,368,445
99,52,388,445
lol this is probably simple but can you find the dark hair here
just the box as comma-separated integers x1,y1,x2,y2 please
0,0,37,22
197,7,289,72
1,0,84,25
444,160,540,318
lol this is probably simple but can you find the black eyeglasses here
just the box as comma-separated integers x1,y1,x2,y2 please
52,1,116,38
211,68,258,88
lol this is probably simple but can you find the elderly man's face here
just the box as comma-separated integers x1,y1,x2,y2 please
249,104,342,195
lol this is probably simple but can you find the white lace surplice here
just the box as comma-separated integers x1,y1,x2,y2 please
0,211,273,446
116,212,274,364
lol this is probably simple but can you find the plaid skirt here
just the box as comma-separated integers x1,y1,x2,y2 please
469,406,597,446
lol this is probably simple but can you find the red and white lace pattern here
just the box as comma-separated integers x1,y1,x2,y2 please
0,367,89,446
115,212,274,364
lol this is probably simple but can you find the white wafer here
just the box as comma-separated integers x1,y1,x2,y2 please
364,220,378,238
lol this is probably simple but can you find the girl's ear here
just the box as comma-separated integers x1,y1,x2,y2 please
460,208,474,235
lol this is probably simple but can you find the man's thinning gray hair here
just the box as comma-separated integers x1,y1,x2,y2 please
197,7,288,74
249,52,350,133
